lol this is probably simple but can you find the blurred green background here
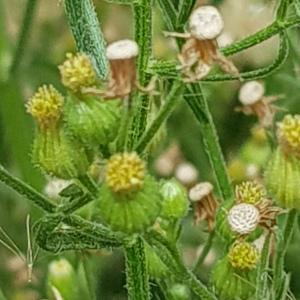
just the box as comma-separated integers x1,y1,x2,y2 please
0,0,300,299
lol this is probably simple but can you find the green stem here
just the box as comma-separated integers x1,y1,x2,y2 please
276,0,293,20
193,230,215,272
78,174,98,195
128,0,152,148
177,0,196,29
63,0,108,79
81,254,96,300
135,81,183,153
147,231,217,300
221,17,299,56
256,233,272,300
273,209,297,297
184,84,233,201
0,164,56,213
9,0,38,76
124,237,150,300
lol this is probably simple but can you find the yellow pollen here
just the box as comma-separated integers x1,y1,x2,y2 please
235,181,265,204
59,53,97,92
278,115,300,153
26,85,64,128
106,152,145,194
228,242,259,270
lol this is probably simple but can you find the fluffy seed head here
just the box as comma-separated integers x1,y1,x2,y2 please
235,181,266,204
228,203,259,235
228,242,259,270
175,162,199,186
106,152,145,193
27,85,64,128
277,115,300,154
59,53,97,92
239,81,265,105
189,6,224,40
189,182,213,202
106,39,139,60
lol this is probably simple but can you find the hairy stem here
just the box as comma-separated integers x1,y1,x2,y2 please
135,81,183,153
146,231,217,300
273,209,297,297
0,164,56,213
124,237,150,300
9,0,38,76
184,84,233,201
63,0,108,79
127,0,153,149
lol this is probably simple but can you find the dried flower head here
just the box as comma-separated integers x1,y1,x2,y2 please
106,39,139,60
228,241,259,270
236,80,278,127
228,203,260,235
165,6,238,82
175,162,199,187
235,181,266,204
26,85,64,129
59,53,97,93
189,182,218,231
105,152,145,193
189,6,224,40
277,115,300,157
239,81,265,106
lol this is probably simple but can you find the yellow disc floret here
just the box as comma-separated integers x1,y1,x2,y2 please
277,115,300,155
228,242,259,270
106,152,145,193
235,181,266,204
59,53,97,92
26,85,64,129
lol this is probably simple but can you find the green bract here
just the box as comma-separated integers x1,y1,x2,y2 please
95,175,162,234
32,126,91,179
265,148,300,209
64,94,121,148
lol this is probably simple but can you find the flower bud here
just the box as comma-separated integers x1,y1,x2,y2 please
47,258,78,300
94,153,162,233
168,284,191,300
265,115,300,209
64,94,121,148
28,85,91,179
211,243,259,300
160,179,189,220
59,53,97,93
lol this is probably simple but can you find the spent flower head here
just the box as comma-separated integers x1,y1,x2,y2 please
106,39,139,60
27,85,64,129
105,152,145,193
239,81,265,106
228,241,259,270
235,181,266,204
277,115,300,156
59,53,97,92
228,203,260,235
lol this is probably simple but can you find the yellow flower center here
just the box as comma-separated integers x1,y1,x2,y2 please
106,152,145,194
59,53,97,92
228,242,259,270
26,85,64,128
235,181,266,204
277,115,300,154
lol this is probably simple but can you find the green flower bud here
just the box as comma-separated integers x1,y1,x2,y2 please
265,115,300,209
145,242,169,279
47,258,78,300
160,179,189,220
168,284,191,300
27,85,91,179
211,243,259,300
64,94,121,148
94,153,162,233
265,148,300,209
